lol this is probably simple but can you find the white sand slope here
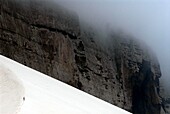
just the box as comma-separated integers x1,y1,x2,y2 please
0,64,25,114
0,55,132,114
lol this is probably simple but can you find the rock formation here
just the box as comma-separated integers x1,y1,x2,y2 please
160,82,170,114
0,0,162,113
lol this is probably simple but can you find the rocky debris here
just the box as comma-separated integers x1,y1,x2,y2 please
0,0,162,114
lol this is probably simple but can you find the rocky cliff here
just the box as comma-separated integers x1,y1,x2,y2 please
160,82,170,114
0,0,162,113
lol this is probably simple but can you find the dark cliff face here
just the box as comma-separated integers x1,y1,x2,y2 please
160,83,170,114
0,0,162,113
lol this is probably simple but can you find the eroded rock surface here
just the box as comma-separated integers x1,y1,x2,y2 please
0,0,162,113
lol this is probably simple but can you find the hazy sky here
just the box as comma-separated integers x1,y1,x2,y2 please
55,0,170,89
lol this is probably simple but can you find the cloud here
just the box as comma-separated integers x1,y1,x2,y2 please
49,0,170,90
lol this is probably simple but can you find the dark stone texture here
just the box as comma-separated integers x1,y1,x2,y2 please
0,0,162,113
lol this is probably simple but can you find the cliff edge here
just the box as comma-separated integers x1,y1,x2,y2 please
0,0,162,113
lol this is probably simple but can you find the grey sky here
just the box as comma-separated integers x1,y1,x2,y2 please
55,0,170,89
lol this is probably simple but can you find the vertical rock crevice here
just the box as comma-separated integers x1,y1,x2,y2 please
132,60,161,114
0,0,162,114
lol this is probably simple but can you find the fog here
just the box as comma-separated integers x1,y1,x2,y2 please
53,0,170,91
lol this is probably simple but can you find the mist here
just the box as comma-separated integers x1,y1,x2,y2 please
53,0,170,91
